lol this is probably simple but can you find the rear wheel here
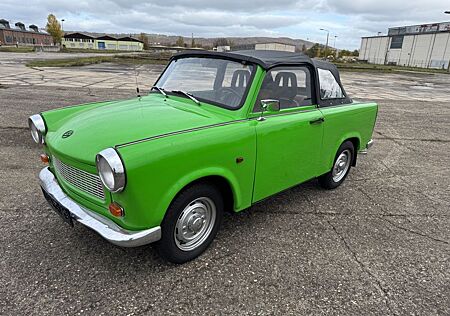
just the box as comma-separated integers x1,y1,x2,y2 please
156,183,224,264
318,141,354,189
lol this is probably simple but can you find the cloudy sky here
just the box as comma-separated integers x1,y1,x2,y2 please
1,0,449,49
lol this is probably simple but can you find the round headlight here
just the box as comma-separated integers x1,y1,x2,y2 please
96,148,126,193
28,114,46,144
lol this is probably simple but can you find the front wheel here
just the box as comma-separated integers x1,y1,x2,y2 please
318,141,354,189
156,183,224,264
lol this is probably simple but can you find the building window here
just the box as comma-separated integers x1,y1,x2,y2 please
390,35,404,49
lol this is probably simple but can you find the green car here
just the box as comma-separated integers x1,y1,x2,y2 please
30,50,377,263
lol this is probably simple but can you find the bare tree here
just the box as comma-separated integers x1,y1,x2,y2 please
175,36,185,47
214,38,229,47
138,33,149,50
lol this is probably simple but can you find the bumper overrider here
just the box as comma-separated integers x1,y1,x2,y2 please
358,139,374,155
39,167,161,247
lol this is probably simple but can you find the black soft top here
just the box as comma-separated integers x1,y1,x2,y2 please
173,50,338,72
171,50,350,106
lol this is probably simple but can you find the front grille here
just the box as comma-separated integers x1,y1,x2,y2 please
53,156,105,200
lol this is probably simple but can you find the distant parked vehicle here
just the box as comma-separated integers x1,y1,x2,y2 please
30,50,377,263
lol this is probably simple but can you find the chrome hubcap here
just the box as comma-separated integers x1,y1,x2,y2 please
332,149,351,182
174,197,216,251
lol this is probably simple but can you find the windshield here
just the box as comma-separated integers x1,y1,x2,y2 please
154,57,254,109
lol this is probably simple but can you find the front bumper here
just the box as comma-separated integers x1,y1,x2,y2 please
39,167,161,247
358,139,374,155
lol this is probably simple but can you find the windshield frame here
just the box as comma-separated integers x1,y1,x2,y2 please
152,56,257,111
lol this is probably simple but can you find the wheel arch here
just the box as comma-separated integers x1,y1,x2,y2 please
157,168,241,221
346,137,360,166
329,133,361,168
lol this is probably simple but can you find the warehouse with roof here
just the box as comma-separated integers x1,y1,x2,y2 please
0,19,53,46
359,21,450,69
62,32,144,51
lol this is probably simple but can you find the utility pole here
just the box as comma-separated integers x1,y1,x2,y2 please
333,35,338,58
320,28,330,59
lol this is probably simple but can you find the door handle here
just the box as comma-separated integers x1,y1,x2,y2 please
309,117,325,125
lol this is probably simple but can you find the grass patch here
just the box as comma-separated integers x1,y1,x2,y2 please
60,47,130,54
0,46,35,53
336,62,450,74
26,54,169,68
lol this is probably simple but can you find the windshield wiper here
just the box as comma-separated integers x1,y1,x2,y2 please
171,90,201,105
151,86,167,97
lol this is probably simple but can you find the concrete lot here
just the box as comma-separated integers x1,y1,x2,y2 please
0,53,449,315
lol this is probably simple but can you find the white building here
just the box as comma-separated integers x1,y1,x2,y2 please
255,42,296,52
359,21,450,69
215,45,231,52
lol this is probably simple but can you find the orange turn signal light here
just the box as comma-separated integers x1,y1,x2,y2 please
109,202,124,217
40,154,49,164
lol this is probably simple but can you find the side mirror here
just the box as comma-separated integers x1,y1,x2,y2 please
261,99,280,112
257,99,280,121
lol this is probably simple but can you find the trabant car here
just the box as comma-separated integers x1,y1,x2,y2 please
30,50,377,263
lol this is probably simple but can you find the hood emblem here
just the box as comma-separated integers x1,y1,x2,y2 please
62,130,74,138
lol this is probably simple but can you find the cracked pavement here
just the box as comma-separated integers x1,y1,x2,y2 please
0,53,449,315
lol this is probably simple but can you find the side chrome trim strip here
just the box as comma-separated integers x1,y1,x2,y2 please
116,108,319,148
116,119,249,148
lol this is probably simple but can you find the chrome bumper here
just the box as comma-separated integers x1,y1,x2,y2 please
39,167,161,247
358,139,374,155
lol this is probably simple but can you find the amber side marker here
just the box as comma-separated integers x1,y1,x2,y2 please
109,202,124,217
40,154,49,164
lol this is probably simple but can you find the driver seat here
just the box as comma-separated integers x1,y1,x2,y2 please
231,70,250,91
274,72,298,108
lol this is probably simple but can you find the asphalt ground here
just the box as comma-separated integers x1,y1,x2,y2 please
0,54,449,315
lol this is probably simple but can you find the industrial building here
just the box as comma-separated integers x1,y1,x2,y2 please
232,42,296,52
359,21,450,69
0,19,53,46
62,32,144,51
255,42,295,52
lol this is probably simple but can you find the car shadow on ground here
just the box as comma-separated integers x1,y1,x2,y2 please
65,179,322,270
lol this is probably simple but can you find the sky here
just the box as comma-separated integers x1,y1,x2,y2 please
1,0,449,49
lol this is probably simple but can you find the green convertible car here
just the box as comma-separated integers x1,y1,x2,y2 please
30,50,377,263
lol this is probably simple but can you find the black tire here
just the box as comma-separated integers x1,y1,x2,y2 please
318,141,354,190
155,182,224,264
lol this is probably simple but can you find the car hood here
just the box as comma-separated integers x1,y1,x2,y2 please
45,95,231,165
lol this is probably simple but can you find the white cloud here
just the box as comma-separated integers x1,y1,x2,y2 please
1,0,449,49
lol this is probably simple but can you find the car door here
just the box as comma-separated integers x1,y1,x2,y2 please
252,66,324,202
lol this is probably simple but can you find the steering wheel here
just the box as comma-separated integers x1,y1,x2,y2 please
218,87,241,105
279,98,299,108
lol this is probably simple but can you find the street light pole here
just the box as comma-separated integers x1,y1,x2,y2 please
61,19,65,31
320,28,330,59
333,35,338,58
445,11,450,14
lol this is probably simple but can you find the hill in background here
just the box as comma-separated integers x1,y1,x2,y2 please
66,31,316,51
144,34,316,50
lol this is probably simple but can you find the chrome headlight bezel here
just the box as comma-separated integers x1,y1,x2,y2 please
28,114,47,144
96,148,126,193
